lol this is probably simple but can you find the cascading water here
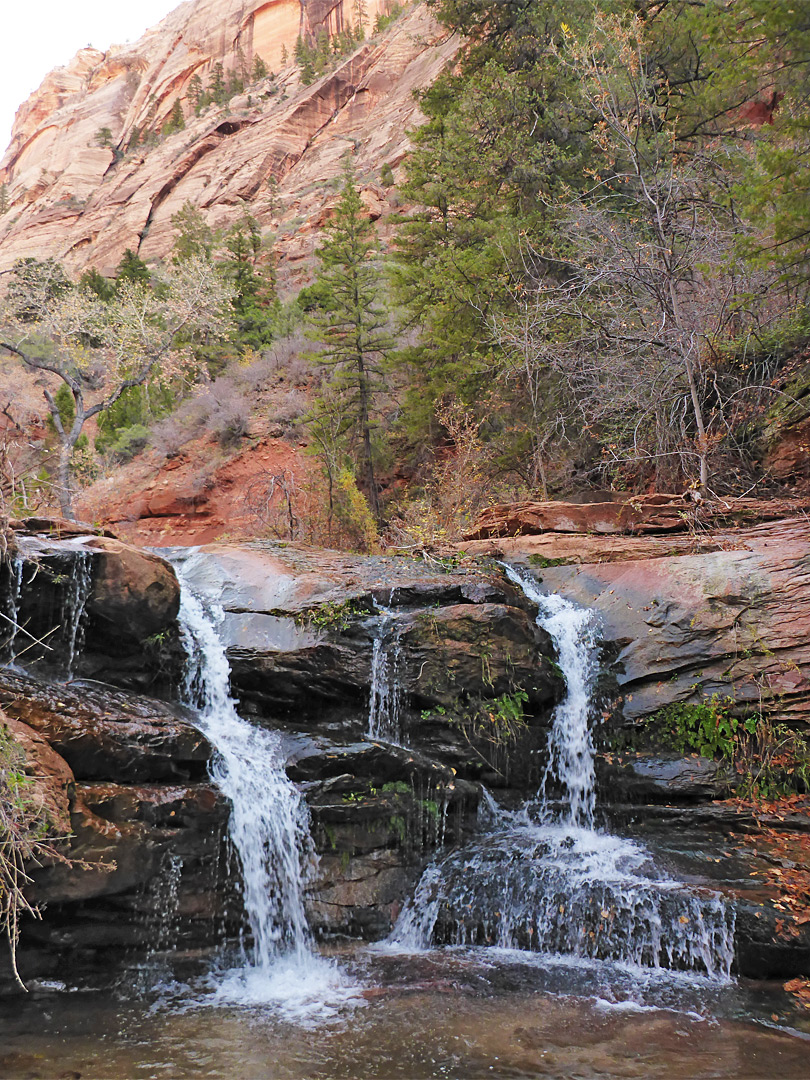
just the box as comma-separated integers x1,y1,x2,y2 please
368,601,404,744
390,565,735,979
61,550,92,679
171,551,357,1014
1,553,24,662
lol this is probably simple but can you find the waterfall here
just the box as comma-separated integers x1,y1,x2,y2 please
502,565,599,827
3,540,93,678
390,564,735,979
1,553,24,663
61,550,92,680
368,603,404,743
172,552,356,1012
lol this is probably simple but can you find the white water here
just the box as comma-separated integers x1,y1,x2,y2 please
61,550,92,679
368,602,404,744
172,552,359,1016
390,565,735,980
502,565,600,827
1,552,24,662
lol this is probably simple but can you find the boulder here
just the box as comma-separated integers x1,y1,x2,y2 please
0,671,210,782
5,529,182,690
83,536,180,643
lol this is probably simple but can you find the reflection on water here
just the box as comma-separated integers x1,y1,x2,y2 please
1,947,808,1080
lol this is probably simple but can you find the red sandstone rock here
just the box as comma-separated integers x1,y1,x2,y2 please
0,5,457,280
466,495,810,541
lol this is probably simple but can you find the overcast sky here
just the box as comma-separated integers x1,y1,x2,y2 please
1,1,178,157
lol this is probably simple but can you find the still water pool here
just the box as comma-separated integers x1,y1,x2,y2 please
1,946,808,1079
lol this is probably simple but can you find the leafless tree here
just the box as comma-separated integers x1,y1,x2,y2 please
0,257,233,519
492,14,779,496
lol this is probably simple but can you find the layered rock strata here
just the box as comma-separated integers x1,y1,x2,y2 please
0,4,456,278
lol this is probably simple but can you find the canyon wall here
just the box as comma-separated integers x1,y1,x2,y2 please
0,2,453,277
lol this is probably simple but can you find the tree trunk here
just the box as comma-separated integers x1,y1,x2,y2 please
55,441,74,520
356,352,381,524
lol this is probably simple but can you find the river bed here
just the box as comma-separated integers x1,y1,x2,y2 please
2,946,808,1079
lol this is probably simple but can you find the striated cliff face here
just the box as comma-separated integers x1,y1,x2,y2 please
0,2,454,276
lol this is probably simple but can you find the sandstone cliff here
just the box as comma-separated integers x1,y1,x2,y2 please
0,2,454,277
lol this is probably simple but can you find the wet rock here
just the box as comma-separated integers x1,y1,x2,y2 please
612,804,810,980
511,518,810,727
397,603,558,709
5,529,183,691
308,849,414,939
83,536,179,644
0,671,210,782
598,753,736,803
290,736,481,939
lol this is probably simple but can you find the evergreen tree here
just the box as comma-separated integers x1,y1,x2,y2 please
78,268,116,302
295,36,316,84
220,211,277,348
187,73,203,110
306,162,391,523
353,0,367,40
0,183,9,215
314,29,331,76
115,249,151,287
164,98,185,134
251,54,269,82
171,202,214,262
209,62,227,104
280,43,289,66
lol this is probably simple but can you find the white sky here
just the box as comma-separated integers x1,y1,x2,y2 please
1,1,178,157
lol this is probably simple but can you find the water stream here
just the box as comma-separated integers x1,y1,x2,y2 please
3,547,807,1072
171,551,356,1015
390,566,735,979
367,601,404,743
61,549,92,679
1,551,24,662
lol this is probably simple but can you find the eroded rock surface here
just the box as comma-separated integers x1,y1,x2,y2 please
0,5,456,280
176,542,562,787
466,517,810,729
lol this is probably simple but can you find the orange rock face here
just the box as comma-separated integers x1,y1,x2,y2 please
0,3,455,277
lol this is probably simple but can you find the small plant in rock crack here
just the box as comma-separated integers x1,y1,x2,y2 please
0,724,100,988
646,696,810,800
296,599,370,632
423,691,530,779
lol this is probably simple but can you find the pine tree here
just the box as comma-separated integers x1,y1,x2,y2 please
79,267,116,302
314,29,331,76
280,43,289,66
306,162,391,523
171,202,214,262
353,0,367,40
252,54,269,82
0,183,9,215
164,98,185,134
295,35,316,84
187,73,203,110
209,63,226,104
115,249,151,286
220,211,277,348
